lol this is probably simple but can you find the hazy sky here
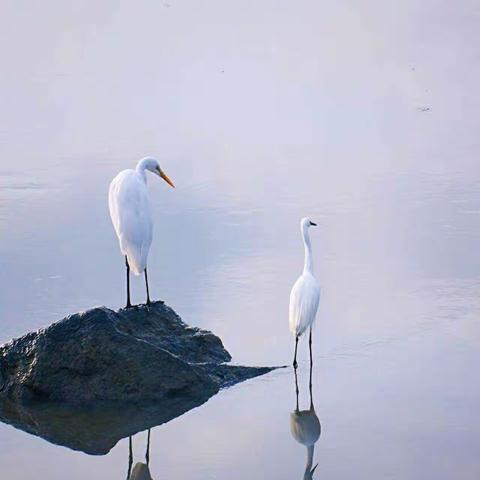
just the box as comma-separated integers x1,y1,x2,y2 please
1,0,479,178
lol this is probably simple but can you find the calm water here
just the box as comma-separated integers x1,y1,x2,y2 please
1,1,480,478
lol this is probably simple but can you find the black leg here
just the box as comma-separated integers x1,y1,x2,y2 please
125,256,132,308
145,429,151,465
127,435,133,479
294,367,300,411
144,268,151,305
309,361,314,410
293,336,299,369
309,327,313,367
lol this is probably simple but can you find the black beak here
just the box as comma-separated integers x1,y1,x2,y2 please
310,221,317,226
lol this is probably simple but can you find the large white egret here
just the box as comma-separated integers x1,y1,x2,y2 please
289,218,320,368
109,157,174,308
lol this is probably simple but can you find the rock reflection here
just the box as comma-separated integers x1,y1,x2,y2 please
290,366,321,479
0,388,213,455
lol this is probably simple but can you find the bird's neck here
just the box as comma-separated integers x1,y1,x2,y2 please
135,164,148,184
302,228,314,274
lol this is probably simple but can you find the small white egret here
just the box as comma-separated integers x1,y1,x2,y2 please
109,157,174,308
289,217,320,368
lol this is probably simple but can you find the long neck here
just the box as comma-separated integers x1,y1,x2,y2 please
303,227,314,274
135,159,149,183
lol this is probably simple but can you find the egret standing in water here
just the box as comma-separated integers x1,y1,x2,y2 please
109,157,175,308
289,218,320,368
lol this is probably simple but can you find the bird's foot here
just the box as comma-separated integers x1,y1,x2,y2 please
126,302,132,309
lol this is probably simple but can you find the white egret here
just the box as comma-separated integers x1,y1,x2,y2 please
290,367,321,479
109,157,174,308
289,218,320,368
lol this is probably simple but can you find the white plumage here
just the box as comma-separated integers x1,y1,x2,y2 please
289,218,320,367
108,157,174,307
109,168,153,275
289,274,320,337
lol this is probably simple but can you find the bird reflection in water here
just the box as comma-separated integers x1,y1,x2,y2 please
290,366,321,479
127,429,152,480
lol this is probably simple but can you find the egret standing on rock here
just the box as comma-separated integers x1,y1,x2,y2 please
109,157,175,308
289,218,320,368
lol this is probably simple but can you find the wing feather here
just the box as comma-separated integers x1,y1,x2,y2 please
108,170,152,275
289,273,320,337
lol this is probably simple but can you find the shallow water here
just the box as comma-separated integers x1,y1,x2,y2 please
1,1,480,478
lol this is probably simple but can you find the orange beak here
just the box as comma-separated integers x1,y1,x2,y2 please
159,169,175,188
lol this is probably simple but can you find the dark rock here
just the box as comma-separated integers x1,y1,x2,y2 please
0,301,280,454
115,302,231,364
0,302,277,405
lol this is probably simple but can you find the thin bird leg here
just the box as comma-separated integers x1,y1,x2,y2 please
309,362,314,410
144,268,151,305
293,336,299,369
294,367,300,411
145,429,151,465
127,436,133,480
125,256,132,308
309,326,313,367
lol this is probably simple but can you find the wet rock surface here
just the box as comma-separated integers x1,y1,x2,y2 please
0,301,277,405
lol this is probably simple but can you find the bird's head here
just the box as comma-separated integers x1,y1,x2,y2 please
138,157,175,188
301,217,317,230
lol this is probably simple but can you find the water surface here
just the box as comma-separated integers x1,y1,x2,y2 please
1,1,479,478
